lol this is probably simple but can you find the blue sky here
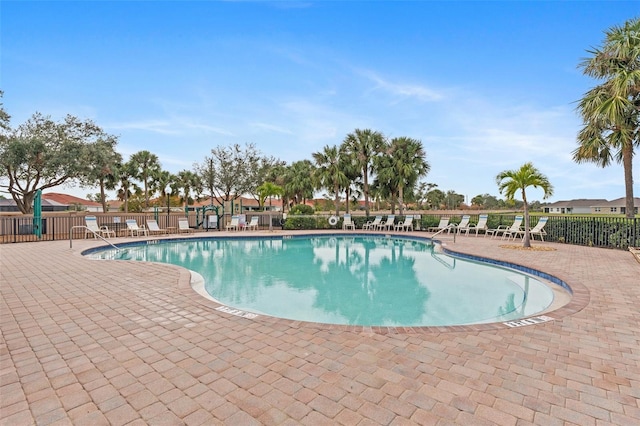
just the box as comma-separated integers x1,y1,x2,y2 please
2,1,639,204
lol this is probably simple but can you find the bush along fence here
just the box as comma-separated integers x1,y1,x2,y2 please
1,212,638,250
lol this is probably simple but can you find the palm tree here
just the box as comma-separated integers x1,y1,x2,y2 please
312,145,349,216
342,129,385,217
116,160,139,213
82,137,122,213
256,182,284,210
386,137,430,216
175,170,201,208
573,17,640,219
283,160,315,209
496,162,554,248
130,150,161,209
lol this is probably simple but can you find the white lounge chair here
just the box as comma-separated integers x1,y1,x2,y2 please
85,216,115,239
395,216,414,232
427,217,450,233
456,215,471,234
225,216,240,231
528,217,549,241
362,216,382,230
342,214,356,230
146,219,167,235
486,215,523,239
378,215,395,231
125,219,148,237
463,214,488,236
178,218,193,233
246,216,259,231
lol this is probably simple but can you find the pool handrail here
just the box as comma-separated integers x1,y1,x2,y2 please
70,225,120,251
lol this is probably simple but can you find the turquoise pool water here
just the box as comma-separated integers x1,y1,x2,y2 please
87,235,555,327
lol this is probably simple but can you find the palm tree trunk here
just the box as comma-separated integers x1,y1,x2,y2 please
398,185,404,216
623,144,635,219
522,190,531,248
363,165,370,217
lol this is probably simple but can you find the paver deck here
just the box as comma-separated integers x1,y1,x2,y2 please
1,230,639,425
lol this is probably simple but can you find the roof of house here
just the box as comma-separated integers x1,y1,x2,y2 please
591,197,640,207
192,196,283,208
42,192,102,207
545,199,609,208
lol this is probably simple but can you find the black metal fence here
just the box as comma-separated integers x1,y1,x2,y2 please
1,212,638,250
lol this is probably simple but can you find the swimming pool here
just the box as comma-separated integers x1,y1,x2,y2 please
86,235,565,327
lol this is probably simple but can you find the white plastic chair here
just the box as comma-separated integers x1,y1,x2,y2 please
85,216,115,239
342,214,356,230
225,216,240,231
246,216,259,231
178,218,193,233
125,219,148,237
146,219,167,235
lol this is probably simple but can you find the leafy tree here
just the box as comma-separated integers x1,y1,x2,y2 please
342,129,385,217
130,150,161,209
573,17,640,219
81,137,121,212
195,143,260,209
0,91,10,131
312,145,349,216
426,188,445,210
414,182,437,209
0,112,108,213
471,193,501,209
443,190,464,210
248,155,286,204
496,162,554,248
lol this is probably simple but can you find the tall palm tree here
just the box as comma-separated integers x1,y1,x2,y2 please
283,160,315,209
496,162,554,248
82,137,121,213
573,17,640,218
175,170,201,208
130,150,161,209
116,160,139,213
342,129,385,217
386,137,430,216
312,145,349,216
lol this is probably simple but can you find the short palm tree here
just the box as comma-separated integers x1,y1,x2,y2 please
257,181,284,210
496,162,553,248
573,17,640,218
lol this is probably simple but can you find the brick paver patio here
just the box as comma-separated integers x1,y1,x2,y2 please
1,231,639,425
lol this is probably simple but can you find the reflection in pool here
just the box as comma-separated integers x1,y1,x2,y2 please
88,236,556,327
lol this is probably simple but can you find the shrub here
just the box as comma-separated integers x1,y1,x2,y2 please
289,204,315,215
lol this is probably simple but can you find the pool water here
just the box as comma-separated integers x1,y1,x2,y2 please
88,235,555,327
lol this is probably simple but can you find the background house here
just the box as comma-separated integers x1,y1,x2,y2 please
0,193,103,212
543,199,607,214
590,197,640,215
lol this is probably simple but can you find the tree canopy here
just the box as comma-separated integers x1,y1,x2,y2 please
496,162,553,248
0,112,115,213
573,17,640,218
